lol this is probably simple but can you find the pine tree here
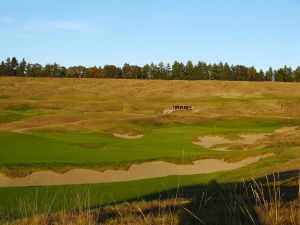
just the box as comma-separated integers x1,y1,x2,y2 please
257,69,265,81
184,61,194,80
294,67,300,82
265,67,274,81
17,58,27,76
172,61,185,80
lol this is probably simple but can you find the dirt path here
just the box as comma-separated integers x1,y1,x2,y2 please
0,153,274,187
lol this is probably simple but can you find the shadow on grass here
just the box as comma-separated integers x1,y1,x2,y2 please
92,170,299,225
1,170,299,224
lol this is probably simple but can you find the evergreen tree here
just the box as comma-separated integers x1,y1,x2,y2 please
165,63,171,80
223,63,233,80
232,65,249,81
26,64,42,77
142,64,151,79
157,62,165,79
0,61,5,76
149,63,159,80
102,65,122,78
294,67,300,82
275,66,293,82
122,63,132,79
184,61,194,80
248,67,257,81
17,58,27,76
172,61,185,80
265,67,274,81
257,69,265,81
11,57,18,76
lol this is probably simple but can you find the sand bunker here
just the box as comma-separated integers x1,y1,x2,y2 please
274,126,298,133
113,133,143,139
193,126,299,151
192,133,268,151
0,154,273,187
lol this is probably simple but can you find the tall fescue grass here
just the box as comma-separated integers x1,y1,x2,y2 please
2,174,299,225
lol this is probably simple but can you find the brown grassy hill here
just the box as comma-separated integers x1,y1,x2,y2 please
1,77,300,99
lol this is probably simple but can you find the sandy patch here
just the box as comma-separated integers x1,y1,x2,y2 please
192,136,234,151
193,133,268,151
113,133,143,139
0,153,274,187
274,126,299,133
162,109,174,115
193,126,300,151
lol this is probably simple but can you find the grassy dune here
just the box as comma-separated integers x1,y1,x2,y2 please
0,77,299,223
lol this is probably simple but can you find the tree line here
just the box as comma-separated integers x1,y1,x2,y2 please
1,57,300,82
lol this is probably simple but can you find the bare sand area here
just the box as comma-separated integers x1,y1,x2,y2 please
113,133,143,139
0,154,273,187
193,127,299,151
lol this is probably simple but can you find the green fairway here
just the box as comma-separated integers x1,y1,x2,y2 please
0,118,296,170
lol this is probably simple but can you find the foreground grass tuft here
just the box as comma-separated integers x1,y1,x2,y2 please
2,173,299,225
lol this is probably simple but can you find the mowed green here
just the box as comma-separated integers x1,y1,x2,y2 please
0,118,295,168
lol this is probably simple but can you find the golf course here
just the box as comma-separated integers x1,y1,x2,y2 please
0,77,299,224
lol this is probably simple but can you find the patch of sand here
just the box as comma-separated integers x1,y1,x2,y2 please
192,136,233,151
239,133,269,144
162,109,174,115
193,133,269,151
0,154,274,187
274,126,299,133
113,133,143,139
193,126,300,151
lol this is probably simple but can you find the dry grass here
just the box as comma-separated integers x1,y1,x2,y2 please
2,77,300,133
2,173,299,225
1,77,300,99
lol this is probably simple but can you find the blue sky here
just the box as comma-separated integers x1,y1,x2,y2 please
0,0,299,70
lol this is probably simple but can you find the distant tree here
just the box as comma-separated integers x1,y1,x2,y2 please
165,63,172,80
232,65,249,81
11,57,18,76
26,64,42,77
275,66,293,82
294,67,300,82
265,67,274,81
157,62,165,79
194,61,209,80
122,63,132,79
17,58,27,76
248,67,257,81
216,62,226,80
257,69,265,81
88,66,103,78
185,61,194,80
4,57,12,76
0,61,5,76
0,56,299,82
67,66,88,78
142,64,151,79
223,63,233,80
149,63,159,80
43,63,63,77
122,63,143,79
102,65,122,78
131,65,142,79
172,61,185,80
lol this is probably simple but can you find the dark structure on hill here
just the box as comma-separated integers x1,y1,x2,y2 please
172,105,193,111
